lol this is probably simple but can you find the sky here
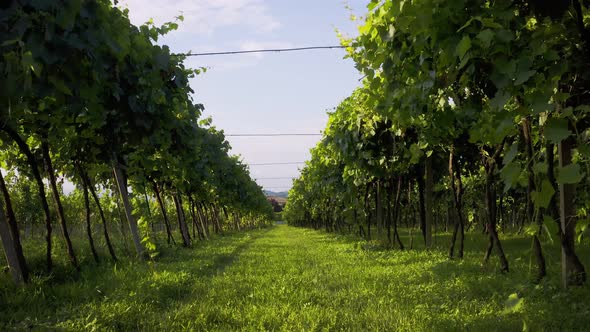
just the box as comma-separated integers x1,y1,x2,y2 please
119,0,366,192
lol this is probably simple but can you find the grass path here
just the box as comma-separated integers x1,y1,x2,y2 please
2,225,590,330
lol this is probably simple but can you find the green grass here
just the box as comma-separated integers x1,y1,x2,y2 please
1,225,590,331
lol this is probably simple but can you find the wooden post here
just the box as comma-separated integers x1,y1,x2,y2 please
113,164,144,259
0,200,25,284
424,155,433,248
559,139,578,287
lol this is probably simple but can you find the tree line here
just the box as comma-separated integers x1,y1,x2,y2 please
284,0,590,288
0,0,273,285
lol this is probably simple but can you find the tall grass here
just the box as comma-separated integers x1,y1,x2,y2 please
1,225,589,330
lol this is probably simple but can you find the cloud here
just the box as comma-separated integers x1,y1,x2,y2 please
118,0,280,35
116,1,290,72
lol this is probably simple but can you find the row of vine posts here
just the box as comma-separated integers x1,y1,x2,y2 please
0,0,273,285
285,0,590,288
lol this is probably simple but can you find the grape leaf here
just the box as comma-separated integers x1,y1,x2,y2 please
557,163,583,184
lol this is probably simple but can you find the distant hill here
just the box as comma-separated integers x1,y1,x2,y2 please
264,190,288,198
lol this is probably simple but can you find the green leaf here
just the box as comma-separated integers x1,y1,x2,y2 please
500,162,522,192
533,162,547,174
48,76,73,96
457,17,478,32
514,70,536,86
544,50,559,61
557,163,583,184
481,18,503,29
458,53,472,70
529,92,550,115
577,144,590,158
489,90,510,111
576,218,590,244
562,106,574,117
494,114,516,143
495,29,514,43
544,118,571,143
476,29,494,49
543,215,557,244
456,36,472,60
502,143,519,165
531,180,555,209
409,143,423,165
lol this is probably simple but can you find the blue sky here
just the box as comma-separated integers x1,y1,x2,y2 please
120,0,366,192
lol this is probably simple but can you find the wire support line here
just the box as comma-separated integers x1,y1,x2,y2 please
226,133,322,137
248,162,305,166
176,45,347,57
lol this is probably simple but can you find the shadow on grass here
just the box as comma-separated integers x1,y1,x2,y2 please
0,227,273,330
188,228,273,277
